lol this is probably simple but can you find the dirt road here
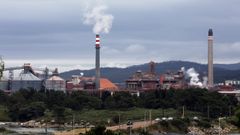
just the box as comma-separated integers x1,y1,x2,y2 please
55,120,157,135
107,120,157,131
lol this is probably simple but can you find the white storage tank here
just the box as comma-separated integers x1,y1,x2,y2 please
45,76,65,91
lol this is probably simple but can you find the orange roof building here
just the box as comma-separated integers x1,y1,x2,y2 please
66,76,118,91
100,78,118,91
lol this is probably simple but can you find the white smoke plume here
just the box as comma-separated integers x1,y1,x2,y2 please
83,4,114,34
181,67,186,74
186,68,203,87
202,76,208,88
181,67,203,87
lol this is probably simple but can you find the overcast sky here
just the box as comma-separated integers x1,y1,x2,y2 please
0,0,240,72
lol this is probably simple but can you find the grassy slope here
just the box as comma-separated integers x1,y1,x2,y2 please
0,105,10,121
73,108,203,125
55,108,204,135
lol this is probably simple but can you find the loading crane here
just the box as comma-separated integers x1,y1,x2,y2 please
5,66,24,80
4,63,58,90
32,67,58,79
4,63,58,80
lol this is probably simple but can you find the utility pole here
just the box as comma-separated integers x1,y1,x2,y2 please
144,111,147,132
218,117,225,135
229,106,232,117
45,121,48,135
218,118,221,135
207,105,210,119
129,126,132,135
162,108,165,117
182,106,185,119
149,110,152,125
72,114,75,135
118,113,121,130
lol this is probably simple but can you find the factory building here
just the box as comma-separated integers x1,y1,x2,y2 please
225,80,240,86
45,68,66,91
216,85,235,91
0,63,67,92
126,61,189,91
126,62,159,91
11,70,42,92
126,70,159,90
66,76,118,92
225,80,240,87
66,75,84,91
0,80,8,90
160,70,187,90
100,78,118,91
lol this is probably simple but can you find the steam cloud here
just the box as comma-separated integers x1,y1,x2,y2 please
83,5,114,34
186,68,203,87
181,67,207,88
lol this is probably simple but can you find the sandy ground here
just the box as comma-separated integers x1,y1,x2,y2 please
54,128,90,135
54,120,156,135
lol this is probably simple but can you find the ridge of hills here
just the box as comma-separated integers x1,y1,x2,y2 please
60,61,240,83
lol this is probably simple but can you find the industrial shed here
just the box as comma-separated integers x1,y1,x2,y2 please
12,72,42,91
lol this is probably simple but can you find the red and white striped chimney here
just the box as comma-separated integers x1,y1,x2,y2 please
95,34,100,91
96,34,100,48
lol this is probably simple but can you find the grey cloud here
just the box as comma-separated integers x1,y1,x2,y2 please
0,0,239,70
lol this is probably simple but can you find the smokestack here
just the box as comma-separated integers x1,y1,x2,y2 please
149,61,155,74
208,29,214,87
95,34,100,90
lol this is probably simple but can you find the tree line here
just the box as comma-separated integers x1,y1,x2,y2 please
0,88,238,122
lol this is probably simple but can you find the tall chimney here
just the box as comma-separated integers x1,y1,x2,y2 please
149,61,155,74
208,29,214,87
95,34,100,90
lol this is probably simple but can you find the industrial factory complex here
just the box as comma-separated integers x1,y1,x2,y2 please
0,29,239,95
0,62,118,92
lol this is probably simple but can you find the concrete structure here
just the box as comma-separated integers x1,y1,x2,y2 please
208,28,214,87
95,34,100,91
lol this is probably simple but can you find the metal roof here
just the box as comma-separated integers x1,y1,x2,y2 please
15,72,41,81
47,76,65,81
